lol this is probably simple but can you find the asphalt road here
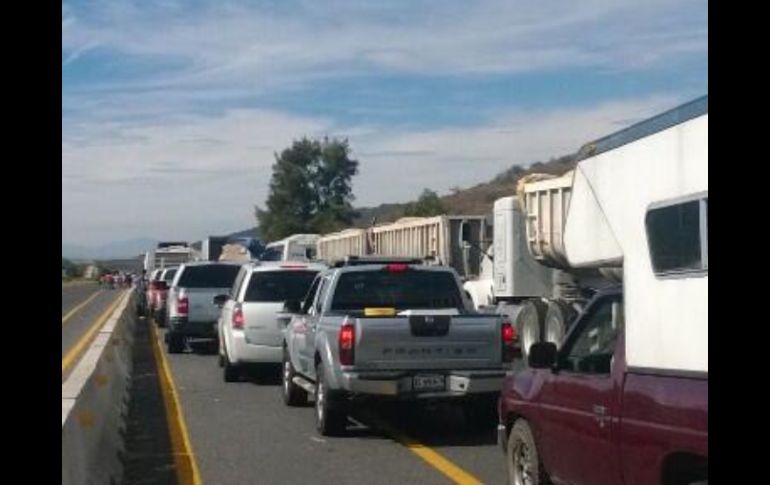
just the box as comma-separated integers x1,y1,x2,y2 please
139,324,507,485
62,284,126,380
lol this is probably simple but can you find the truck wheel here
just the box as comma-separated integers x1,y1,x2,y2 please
315,362,347,436
223,352,240,383
507,419,549,485
517,300,548,360
167,333,184,354
544,300,577,349
282,351,308,407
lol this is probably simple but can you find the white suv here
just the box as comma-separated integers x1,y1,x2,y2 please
216,261,326,382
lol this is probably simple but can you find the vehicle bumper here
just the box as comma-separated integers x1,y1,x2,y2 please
229,333,282,364
168,318,218,339
338,370,505,398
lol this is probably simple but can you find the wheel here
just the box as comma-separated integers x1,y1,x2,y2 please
223,351,240,382
315,362,347,436
506,419,550,485
543,300,577,349
282,350,308,406
516,300,548,361
167,333,184,354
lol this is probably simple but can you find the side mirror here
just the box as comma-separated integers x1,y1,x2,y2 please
213,294,229,308
528,342,558,369
282,300,302,314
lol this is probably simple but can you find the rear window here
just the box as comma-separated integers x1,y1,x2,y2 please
330,269,463,312
163,269,177,282
244,270,319,302
177,264,241,288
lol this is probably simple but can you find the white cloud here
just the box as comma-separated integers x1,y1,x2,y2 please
62,0,707,89
62,95,680,245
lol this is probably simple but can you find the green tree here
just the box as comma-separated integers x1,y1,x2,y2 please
257,137,359,241
403,189,446,217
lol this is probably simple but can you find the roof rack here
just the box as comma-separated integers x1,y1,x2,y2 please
331,255,424,268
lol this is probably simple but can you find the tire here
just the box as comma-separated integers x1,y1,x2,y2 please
167,332,184,354
543,300,578,349
516,300,548,361
314,362,347,436
223,352,240,383
506,419,550,485
282,350,307,407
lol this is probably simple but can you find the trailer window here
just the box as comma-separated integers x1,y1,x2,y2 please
646,196,707,275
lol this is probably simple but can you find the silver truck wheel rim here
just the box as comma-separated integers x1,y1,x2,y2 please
316,380,325,422
522,320,538,356
513,441,534,485
283,361,291,395
545,319,562,346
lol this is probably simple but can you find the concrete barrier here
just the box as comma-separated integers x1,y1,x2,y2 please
62,290,135,485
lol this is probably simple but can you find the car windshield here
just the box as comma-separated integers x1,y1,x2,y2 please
176,264,241,288
163,269,177,282
244,270,319,302
330,269,463,311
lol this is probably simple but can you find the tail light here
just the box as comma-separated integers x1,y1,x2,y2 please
384,263,409,273
177,294,189,317
502,320,518,363
232,305,245,330
338,319,355,366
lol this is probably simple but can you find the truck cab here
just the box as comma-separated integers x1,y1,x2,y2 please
497,287,707,485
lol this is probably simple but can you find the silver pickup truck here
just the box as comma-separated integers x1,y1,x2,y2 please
165,261,243,353
281,257,517,436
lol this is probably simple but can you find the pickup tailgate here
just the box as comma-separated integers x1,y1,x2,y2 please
352,314,502,370
183,288,231,322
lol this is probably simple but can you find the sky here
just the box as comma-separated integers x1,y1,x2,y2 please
62,0,708,247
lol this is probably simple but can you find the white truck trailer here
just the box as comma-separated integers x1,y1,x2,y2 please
316,215,488,279
465,95,708,363
261,234,320,262
144,244,195,273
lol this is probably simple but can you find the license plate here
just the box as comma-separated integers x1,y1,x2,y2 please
413,375,445,391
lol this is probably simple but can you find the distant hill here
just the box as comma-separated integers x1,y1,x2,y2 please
62,238,158,260
351,153,577,226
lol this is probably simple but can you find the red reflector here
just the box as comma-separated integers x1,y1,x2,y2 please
177,296,189,316
338,320,355,365
502,322,516,344
385,263,409,272
233,307,245,329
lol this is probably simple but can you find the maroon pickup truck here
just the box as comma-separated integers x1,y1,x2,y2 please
497,287,707,485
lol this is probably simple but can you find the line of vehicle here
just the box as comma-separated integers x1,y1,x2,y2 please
61,290,126,374
364,414,484,485
61,290,102,325
148,323,202,485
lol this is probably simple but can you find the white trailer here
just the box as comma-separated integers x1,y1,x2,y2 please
316,215,488,279
261,234,320,262
465,95,708,367
144,245,195,273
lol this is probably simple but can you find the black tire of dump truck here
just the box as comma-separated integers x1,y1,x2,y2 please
544,300,578,349
517,300,548,361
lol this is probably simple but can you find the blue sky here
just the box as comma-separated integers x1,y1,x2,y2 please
62,0,708,247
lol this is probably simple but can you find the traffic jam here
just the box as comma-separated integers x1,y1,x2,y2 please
133,98,708,485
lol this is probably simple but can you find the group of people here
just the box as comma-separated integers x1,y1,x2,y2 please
99,271,134,289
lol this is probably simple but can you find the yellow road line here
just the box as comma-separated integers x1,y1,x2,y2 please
61,291,126,374
62,290,102,325
149,322,202,485
369,416,484,485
